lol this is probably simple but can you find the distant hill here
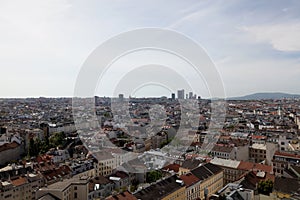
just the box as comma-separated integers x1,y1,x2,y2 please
228,92,300,100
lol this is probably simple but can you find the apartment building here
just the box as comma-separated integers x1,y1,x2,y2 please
191,163,224,199
272,151,300,176
134,175,186,200
211,145,234,160
36,176,90,200
210,157,241,185
0,173,43,200
249,142,277,165
180,173,201,200
93,152,116,176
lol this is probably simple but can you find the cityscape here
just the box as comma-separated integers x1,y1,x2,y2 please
1,1,300,200
1,91,300,199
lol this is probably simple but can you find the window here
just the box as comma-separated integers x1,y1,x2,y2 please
74,193,77,198
74,186,77,190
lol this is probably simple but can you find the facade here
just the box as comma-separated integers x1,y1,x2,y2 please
211,145,234,160
272,151,300,176
0,173,44,200
134,175,186,200
249,143,277,165
37,176,90,200
108,171,130,190
180,173,201,200
210,158,242,185
69,159,95,176
249,143,267,163
0,141,24,166
233,145,249,161
88,176,114,200
93,152,117,176
190,163,224,200
49,149,70,163
171,93,175,100
177,90,185,100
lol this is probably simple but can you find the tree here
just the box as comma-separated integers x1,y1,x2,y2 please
146,170,162,183
49,132,66,148
28,138,35,157
258,180,273,195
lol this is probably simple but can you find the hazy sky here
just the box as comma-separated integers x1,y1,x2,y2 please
1,0,300,98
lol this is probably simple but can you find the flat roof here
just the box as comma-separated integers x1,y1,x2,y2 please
251,143,266,150
210,157,240,169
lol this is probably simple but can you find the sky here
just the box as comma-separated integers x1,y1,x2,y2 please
0,0,300,98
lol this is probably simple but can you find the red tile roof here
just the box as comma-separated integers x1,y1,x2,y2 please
274,151,300,159
0,141,19,152
238,161,272,173
180,173,200,187
11,176,27,187
163,163,180,173
106,191,137,200
251,135,266,140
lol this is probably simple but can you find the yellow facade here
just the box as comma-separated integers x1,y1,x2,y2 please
198,171,224,200
162,186,186,200
273,191,291,199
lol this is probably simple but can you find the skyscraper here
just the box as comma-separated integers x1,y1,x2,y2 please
177,89,185,99
189,92,193,99
118,94,124,102
171,93,175,100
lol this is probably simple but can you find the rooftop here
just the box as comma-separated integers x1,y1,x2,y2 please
181,159,202,170
39,176,89,191
274,177,300,194
238,161,272,173
210,157,240,169
134,175,184,200
180,173,200,187
212,145,234,153
0,141,19,152
251,143,266,150
107,191,137,200
191,163,223,181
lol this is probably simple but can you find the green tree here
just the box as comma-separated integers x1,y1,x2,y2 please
49,132,66,148
146,170,162,183
258,180,273,195
28,138,35,157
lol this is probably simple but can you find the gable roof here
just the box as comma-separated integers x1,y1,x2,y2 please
274,177,300,195
191,163,222,181
134,175,184,200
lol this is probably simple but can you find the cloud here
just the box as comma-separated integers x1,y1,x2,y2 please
241,22,300,52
